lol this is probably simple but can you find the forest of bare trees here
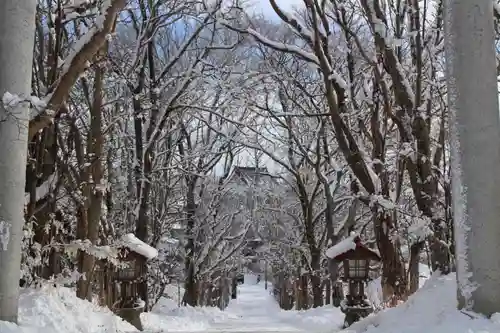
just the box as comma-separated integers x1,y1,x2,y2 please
1,0,500,326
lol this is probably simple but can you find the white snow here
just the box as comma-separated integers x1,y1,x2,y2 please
3,272,500,333
3,91,52,121
24,173,58,205
0,220,11,251
0,286,137,333
143,275,345,332
121,233,159,260
329,71,350,92
345,273,500,333
366,263,431,309
370,195,396,210
326,233,358,259
2,92,22,107
407,216,433,242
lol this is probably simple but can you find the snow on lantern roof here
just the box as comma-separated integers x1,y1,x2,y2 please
121,233,158,260
326,233,359,259
326,233,381,261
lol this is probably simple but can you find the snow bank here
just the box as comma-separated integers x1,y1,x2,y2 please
0,287,137,333
142,296,240,332
277,305,345,332
142,281,239,331
345,273,500,333
366,263,431,309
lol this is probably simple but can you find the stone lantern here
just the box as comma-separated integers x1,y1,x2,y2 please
326,235,381,328
114,233,158,331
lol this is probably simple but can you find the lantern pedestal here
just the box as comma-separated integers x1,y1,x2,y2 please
116,304,144,331
340,298,373,328
340,285,374,328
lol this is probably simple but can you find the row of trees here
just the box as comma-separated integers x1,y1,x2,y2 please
227,0,451,305
1,0,499,324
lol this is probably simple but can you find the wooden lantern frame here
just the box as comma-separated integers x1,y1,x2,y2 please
332,236,381,304
332,236,381,282
94,244,150,310
115,247,144,282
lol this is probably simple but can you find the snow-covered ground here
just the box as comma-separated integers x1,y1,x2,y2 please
0,286,137,333
143,274,344,332
4,272,500,333
0,275,343,333
347,273,500,333
213,283,343,332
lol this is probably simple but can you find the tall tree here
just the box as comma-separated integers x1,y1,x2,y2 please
444,0,500,315
0,0,37,323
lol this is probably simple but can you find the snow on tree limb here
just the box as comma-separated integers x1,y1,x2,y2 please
218,17,320,65
361,0,415,109
28,0,127,141
268,0,316,45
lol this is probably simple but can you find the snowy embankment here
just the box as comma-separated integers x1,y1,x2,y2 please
6,271,497,333
366,263,431,309
345,273,500,333
0,286,137,333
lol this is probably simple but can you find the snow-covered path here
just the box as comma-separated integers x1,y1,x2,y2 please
210,283,306,332
144,277,344,333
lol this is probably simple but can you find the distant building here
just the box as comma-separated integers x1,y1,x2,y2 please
223,166,282,273
167,166,284,278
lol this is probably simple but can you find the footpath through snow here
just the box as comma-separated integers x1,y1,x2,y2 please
143,275,344,332
213,283,338,332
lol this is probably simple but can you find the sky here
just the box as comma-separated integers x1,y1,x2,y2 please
246,0,304,19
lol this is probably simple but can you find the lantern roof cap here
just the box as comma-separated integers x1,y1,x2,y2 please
326,233,381,262
120,233,158,260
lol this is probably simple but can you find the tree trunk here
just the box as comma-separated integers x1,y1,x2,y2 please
0,0,37,322
77,52,105,301
309,251,323,308
76,206,89,299
408,242,423,294
183,180,198,306
296,273,309,310
374,211,407,303
324,279,331,305
182,266,198,307
310,273,323,308
231,277,237,299
26,124,58,279
294,277,300,310
444,0,500,315
83,56,105,300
